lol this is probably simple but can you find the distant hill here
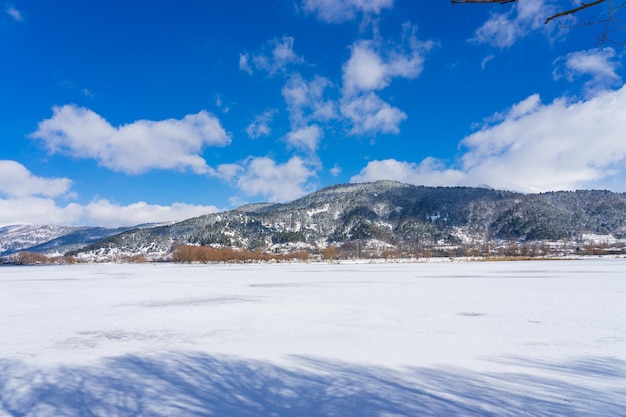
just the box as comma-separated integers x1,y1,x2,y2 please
0,224,131,256
67,181,626,260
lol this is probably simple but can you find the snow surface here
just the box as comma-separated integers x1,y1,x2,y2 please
1,259,625,416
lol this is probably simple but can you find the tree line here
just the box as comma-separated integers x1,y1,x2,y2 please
2,239,625,265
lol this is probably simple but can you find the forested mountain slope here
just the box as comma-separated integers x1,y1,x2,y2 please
69,181,626,259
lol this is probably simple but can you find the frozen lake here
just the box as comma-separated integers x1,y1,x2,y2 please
1,258,625,416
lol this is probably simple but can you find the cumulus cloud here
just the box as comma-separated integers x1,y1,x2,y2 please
351,158,465,186
471,0,561,48
0,161,72,198
282,74,337,125
5,5,23,22
553,47,622,96
342,42,388,94
221,156,317,202
240,36,303,76
242,24,430,141
286,125,324,152
301,0,395,23
0,155,305,226
246,109,278,139
0,159,225,228
342,28,431,96
0,161,220,227
340,92,406,135
339,24,431,135
30,105,230,175
281,74,336,148
213,163,243,182
483,93,541,125
80,199,219,227
0,197,219,228
330,164,342,176
0,198,82,227
352,85,626,192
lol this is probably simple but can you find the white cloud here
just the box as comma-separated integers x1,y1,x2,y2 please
30,105,231,175
286,125,323,152
0,162,220,227
214,163,243,181
243,25,430,141
0,198,81,227
228,156,317,202
471,10,519,49
270,37,302,67
330,164,342,176
352,85,626,192
246,109,278,139
301,0,395,23
80,199,219,227
239,53,254,75
0,197,219,228
282,74,336,125
553,47,622,96
343,42,387,94
484,93,541,124
5,5,23,22
228,196,247,208
281,74,336,147
342,29,431,96
215,96,229,113
0,161,72,198
241,37,303,76
471,0,561,48
0,161,220,227
351,158,464,186
340,92,406,135
338,24,431,136
481,55,495,70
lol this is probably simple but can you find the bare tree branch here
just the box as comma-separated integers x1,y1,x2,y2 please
452,0,626,46
545,0,607,24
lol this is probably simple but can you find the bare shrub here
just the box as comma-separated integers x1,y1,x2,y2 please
13,252,51,265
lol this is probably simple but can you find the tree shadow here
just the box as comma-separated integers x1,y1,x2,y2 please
1,354,624,416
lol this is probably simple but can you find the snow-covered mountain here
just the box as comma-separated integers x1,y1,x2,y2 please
69,181,626,260
0,224,130,256
1,225,78,255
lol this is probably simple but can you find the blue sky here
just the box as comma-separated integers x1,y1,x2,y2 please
2,0,625,227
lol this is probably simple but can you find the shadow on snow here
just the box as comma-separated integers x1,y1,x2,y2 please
1,354,625,416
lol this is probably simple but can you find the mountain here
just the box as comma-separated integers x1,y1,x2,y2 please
68,181,626,260
0,224,131,256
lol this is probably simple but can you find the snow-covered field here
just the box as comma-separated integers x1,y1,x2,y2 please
1,259,625,416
